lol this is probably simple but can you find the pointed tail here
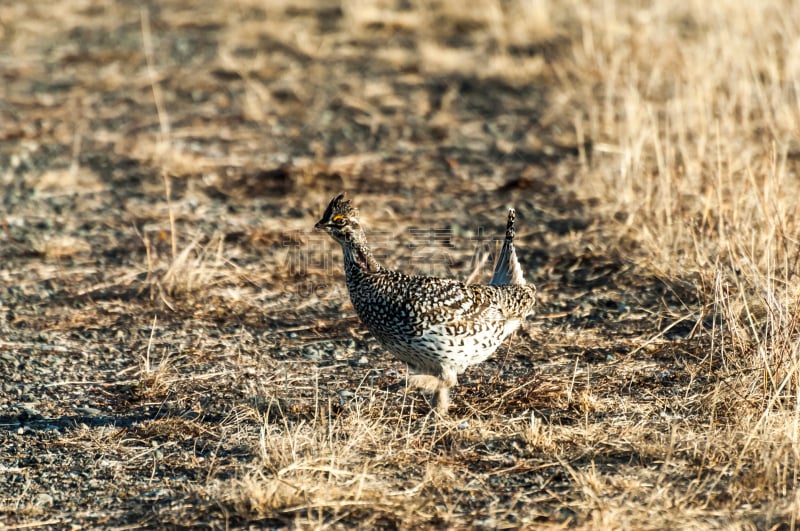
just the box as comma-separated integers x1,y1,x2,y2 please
489,208,526,286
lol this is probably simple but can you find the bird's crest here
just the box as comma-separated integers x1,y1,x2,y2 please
320,193,357,223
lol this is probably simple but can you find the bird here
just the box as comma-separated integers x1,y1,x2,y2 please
314,193,536,414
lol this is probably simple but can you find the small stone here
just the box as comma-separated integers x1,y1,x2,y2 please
75,406,103,416
338,389,354,398
34,493,54,507
302,345,324,361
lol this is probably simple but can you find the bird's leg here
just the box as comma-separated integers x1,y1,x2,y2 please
409,369,458,414
408,373,440,391
433,387,451,414
432,368,458,415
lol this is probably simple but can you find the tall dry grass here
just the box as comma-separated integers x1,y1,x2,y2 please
550,0,800,520
558,0,800,400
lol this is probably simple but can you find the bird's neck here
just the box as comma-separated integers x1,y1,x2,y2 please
342,236,381,274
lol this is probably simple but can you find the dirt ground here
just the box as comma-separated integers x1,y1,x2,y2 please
1,0,796,529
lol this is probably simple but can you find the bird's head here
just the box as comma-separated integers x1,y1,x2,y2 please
314,193,364,244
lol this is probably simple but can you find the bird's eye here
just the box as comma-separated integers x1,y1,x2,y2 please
332,215,346,225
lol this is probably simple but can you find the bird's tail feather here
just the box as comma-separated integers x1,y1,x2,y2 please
489,208,526,286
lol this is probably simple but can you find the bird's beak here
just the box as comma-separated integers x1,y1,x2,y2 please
314,220,326,231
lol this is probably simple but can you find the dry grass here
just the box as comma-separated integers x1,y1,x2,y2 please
1,0,799,528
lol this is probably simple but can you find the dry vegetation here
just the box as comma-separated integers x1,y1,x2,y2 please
2,0,800,528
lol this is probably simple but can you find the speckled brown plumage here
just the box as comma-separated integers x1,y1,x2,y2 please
315,193,536,413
